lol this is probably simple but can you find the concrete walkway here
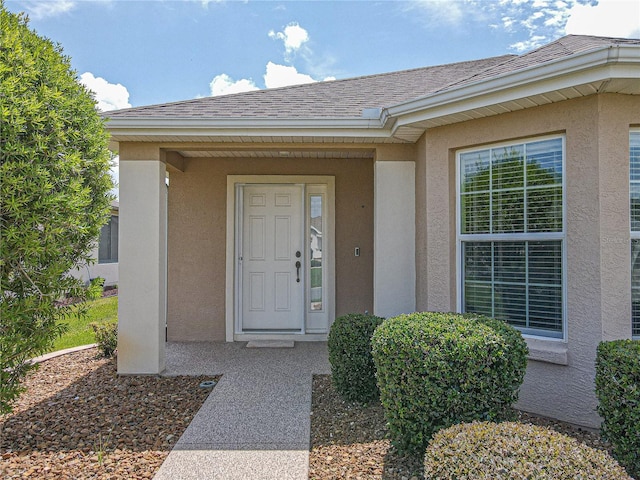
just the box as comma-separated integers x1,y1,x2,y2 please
153,341,330,480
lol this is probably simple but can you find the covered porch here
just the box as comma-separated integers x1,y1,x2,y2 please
115,142,417,374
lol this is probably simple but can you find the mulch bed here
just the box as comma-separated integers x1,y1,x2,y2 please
1,350,615,480
309,374,612,480
0,349,218,479
54,287,118,307
101,287,118,298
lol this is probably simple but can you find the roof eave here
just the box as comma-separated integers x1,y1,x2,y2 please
388,44,640,130
105,116,391,141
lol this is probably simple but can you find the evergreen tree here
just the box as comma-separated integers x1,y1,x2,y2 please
0,4,114,413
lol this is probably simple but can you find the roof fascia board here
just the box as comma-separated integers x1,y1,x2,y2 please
388,45,640,128
108,127,392,140
105,117,390,139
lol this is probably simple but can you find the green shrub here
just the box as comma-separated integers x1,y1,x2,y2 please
595,339,640,478
91,322,117,358
371,312,528,454
87,277,105,300
424,421,632,479
0,6,114,414
327,313,385,404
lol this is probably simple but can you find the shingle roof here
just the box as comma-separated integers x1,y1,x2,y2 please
106,55,514,119
446,35,640,90
106,35,639,121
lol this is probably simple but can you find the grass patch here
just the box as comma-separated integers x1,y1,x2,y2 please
51,296,118,352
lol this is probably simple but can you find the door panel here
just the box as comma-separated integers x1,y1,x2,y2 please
249,272,265,311
274,216,291,260
249,216,265,260
241,185,303,331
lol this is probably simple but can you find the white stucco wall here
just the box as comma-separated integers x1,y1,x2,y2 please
117,145,167,375
374,160,416,318
69,203,119,287
69,245,118,287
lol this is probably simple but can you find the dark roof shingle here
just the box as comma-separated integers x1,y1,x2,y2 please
106,56,514,119
447,35,640,90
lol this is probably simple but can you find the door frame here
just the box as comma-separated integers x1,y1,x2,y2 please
225,175,336,342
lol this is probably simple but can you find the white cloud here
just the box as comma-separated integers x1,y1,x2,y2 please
268,22,310,55
531,0,548,7
207,64,334,94
209,74,259,96
200,0,224,7
510,35,548,51
502,15,516,30
565,0,640,38
21,0,75,19
263,62,316,89
409,0,637,54
499,0,639,52
408,0,467,26
79,72,131,112
205,21,335,95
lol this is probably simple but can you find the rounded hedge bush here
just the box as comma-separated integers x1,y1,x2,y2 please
596,339,640,479
424,421,632,479
327,313,385,404
371,312,528,454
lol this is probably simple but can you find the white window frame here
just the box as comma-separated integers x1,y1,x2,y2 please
306,186,330,333
456,134,567,341
630,129,640,339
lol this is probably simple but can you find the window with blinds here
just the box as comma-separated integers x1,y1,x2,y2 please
458,136,565,338
630,131,640,338
98,215,118,264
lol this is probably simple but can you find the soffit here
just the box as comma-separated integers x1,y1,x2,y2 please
175,149,375,159
109,133,408,144
395,77,640,132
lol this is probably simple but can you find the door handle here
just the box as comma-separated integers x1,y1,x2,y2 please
295,260,301,283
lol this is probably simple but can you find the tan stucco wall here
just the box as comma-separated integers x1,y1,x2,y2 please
415,93,640,427
166,156,374,342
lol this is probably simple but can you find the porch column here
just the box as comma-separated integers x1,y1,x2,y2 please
373,161,416,317
117,147,167,374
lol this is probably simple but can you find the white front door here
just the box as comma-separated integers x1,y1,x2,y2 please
240,184,304,331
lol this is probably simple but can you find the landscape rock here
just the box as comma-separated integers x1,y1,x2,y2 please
0,348,217,480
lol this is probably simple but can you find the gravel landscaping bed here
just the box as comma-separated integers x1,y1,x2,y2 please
309,374,612,480
0,348,218,479
1,350,614,480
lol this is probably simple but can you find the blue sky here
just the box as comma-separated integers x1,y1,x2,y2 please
6,0,640,112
